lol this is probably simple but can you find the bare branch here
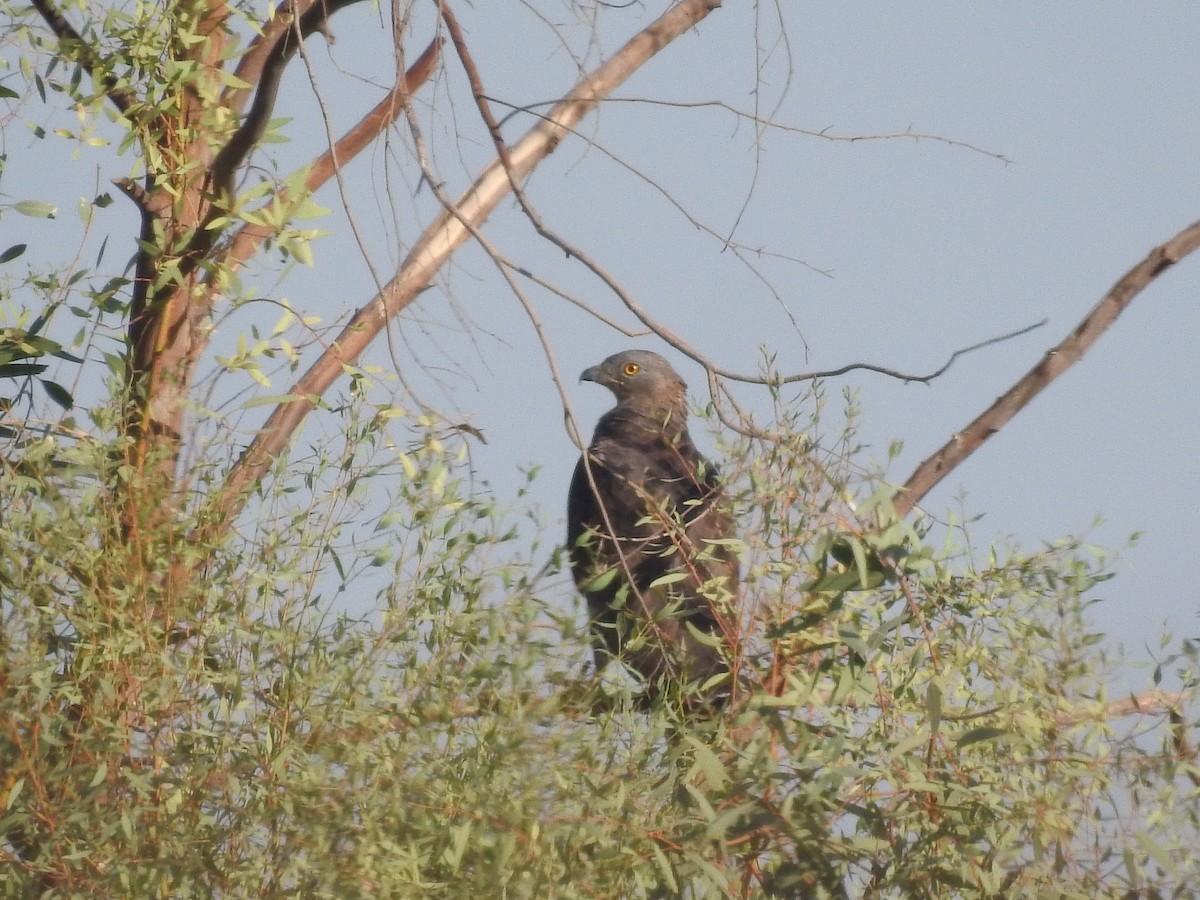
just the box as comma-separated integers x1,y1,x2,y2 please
604,98,1014,164
509,265,653,338
206,34,442,283
485,91,837,302
195,0,726,541
473,166,1044,395
225,1,324,115
29,0,137,115
893,218,1200,519
494,97,1013,164
211,0,364,202
440,3,513,174
816,319,1048,383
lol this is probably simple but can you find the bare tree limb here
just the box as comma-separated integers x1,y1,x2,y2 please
224,1,345,116
440,3,514,173
194,0,726,541
211,0,364,204
29,0,137,115
204,34,442,285
893,218,1200,519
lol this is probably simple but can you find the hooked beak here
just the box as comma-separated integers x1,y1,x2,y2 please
579,365,603,384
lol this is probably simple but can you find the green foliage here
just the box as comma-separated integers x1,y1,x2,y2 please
1,384,1197,897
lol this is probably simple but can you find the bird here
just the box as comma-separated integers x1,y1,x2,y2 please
567,349,739,707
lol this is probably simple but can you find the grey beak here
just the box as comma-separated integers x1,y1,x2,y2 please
580,365,603,384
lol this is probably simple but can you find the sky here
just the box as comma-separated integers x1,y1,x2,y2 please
3,2,1198,696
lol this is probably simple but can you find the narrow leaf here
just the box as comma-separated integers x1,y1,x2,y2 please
40,379,74,410
957,726,1007,748
13,200,57,218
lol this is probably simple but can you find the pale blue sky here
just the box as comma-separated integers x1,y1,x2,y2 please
4,3,1197,693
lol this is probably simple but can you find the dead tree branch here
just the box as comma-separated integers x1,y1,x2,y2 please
893,218,1200,519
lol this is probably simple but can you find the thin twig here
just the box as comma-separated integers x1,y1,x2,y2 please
602,97,1014,164
440,3,514,174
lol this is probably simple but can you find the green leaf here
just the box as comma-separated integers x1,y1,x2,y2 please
582,567,620,593
241,392,306,409
801,571,852,593
40,379,73,410
926,681,943,734
13,199,57,218
957,726,1007,748
649,571,690,589
686,737,728,791
0,243,26,263
5,778,24,809
0,363,48,378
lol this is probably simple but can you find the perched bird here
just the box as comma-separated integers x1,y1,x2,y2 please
567,350,739,706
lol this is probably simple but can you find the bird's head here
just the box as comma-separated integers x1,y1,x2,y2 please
580,349,688,421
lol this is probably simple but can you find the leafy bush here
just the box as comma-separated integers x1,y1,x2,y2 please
2,385,1196,897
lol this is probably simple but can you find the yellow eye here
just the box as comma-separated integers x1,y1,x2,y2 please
623,362,640,376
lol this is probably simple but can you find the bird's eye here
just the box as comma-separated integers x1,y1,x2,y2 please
623,362,640,376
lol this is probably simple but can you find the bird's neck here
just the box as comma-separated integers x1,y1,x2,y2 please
607,402,689,440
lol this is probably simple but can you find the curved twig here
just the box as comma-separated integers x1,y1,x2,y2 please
593,97,1014,163
893,218,1200,518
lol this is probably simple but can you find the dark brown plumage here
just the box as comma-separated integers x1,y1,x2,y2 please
567,350,738,706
